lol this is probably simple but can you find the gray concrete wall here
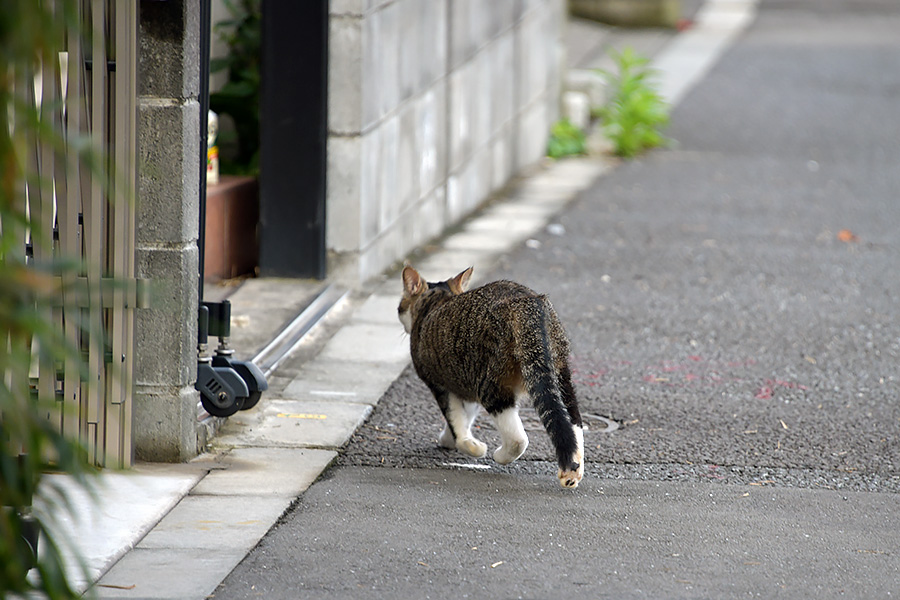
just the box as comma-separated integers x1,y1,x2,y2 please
134,0,202,462
327,0,565,283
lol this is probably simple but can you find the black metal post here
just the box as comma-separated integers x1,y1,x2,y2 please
258,0,328,278
198,0,211,299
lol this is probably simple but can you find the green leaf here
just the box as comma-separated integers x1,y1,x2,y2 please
546,119,587,159
594,46,671,158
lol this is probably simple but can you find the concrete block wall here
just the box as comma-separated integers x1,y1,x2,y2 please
328,0,565,283
135,0,202,462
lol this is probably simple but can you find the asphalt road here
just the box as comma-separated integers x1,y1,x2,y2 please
214,1,900,598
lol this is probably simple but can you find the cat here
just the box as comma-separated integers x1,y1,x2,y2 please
398,265,584,488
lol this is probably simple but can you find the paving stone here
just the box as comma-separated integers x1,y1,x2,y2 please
351,293,401,325
190,447,337,497
317,322,409,365
137,495,290,551
443,229,528,252
93,547,247,599
281,358,405,405
464,213,549,234
216,399,373,449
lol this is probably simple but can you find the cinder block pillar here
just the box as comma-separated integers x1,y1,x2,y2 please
134,0,201,462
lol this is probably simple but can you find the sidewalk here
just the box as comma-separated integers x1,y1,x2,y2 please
60,2,759,597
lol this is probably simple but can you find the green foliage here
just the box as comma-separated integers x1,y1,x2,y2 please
210,0,261,176
1,2,102,597
596,47,670,158
547,118,587,159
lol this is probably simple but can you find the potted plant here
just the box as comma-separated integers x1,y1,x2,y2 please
205,0,262,282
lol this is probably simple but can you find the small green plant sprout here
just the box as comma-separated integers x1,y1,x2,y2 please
596,47,670,158
547,118,587,159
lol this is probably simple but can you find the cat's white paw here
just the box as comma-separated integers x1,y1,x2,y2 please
493,437,528,465
457,437,488,458
557,461,584,488
558,426,584,488
438,425,456,449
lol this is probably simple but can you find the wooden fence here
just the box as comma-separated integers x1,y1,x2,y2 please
23,1,140,468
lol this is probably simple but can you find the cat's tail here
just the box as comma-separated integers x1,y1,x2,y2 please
515,297,584,488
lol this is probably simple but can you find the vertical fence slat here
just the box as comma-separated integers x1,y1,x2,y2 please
110,0,137,467
34,52,60,431
60,9,85,442
103,0,123,467
83,0,108,465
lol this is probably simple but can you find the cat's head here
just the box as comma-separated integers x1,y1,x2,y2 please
398,265,473,333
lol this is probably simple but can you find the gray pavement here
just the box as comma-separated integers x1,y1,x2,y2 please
211,0,900,598
78,0,900,598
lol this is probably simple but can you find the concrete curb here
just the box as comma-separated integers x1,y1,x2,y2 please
86,2,759,597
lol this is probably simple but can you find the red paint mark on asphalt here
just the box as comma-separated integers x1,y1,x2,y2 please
755,387,773,400
573,355,808,399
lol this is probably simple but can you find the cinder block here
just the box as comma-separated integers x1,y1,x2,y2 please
137,100,200,245
379,115,400,230
515,12,550,109
449,0,475,69
132,385,199,463
328,15,363,134
418,0,448,90
415,186,448,244
445,170,466,224
515,97,550,171
326,135,362,252
471,146,494,206
378,2,401,119
489,34,515,133
359,128,382,247
491,122,515,190
134,245,198,387
398,0,419,102
415,84,447,196
487,0,517,40
448,64,475,172
361,11,383,129
138,1,200,99
360,224,405,282
398,103,418,211
472,50,492,153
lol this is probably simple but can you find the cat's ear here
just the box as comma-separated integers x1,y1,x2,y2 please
448,266,473,294
402,265,426,297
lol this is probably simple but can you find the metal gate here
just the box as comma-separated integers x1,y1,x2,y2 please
22,1,140,468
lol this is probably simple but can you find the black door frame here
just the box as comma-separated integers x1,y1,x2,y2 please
257,0,328,279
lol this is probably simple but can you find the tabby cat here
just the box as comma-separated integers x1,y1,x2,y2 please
398,265,584,488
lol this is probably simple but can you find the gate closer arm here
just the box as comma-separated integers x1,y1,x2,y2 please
195,300,268,417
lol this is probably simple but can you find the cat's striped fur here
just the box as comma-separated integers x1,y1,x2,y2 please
399,266,584,488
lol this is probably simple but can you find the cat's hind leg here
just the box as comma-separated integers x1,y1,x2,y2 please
491,407,529,465
446,394,487,458
556,364,584,487
438,423,456,449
